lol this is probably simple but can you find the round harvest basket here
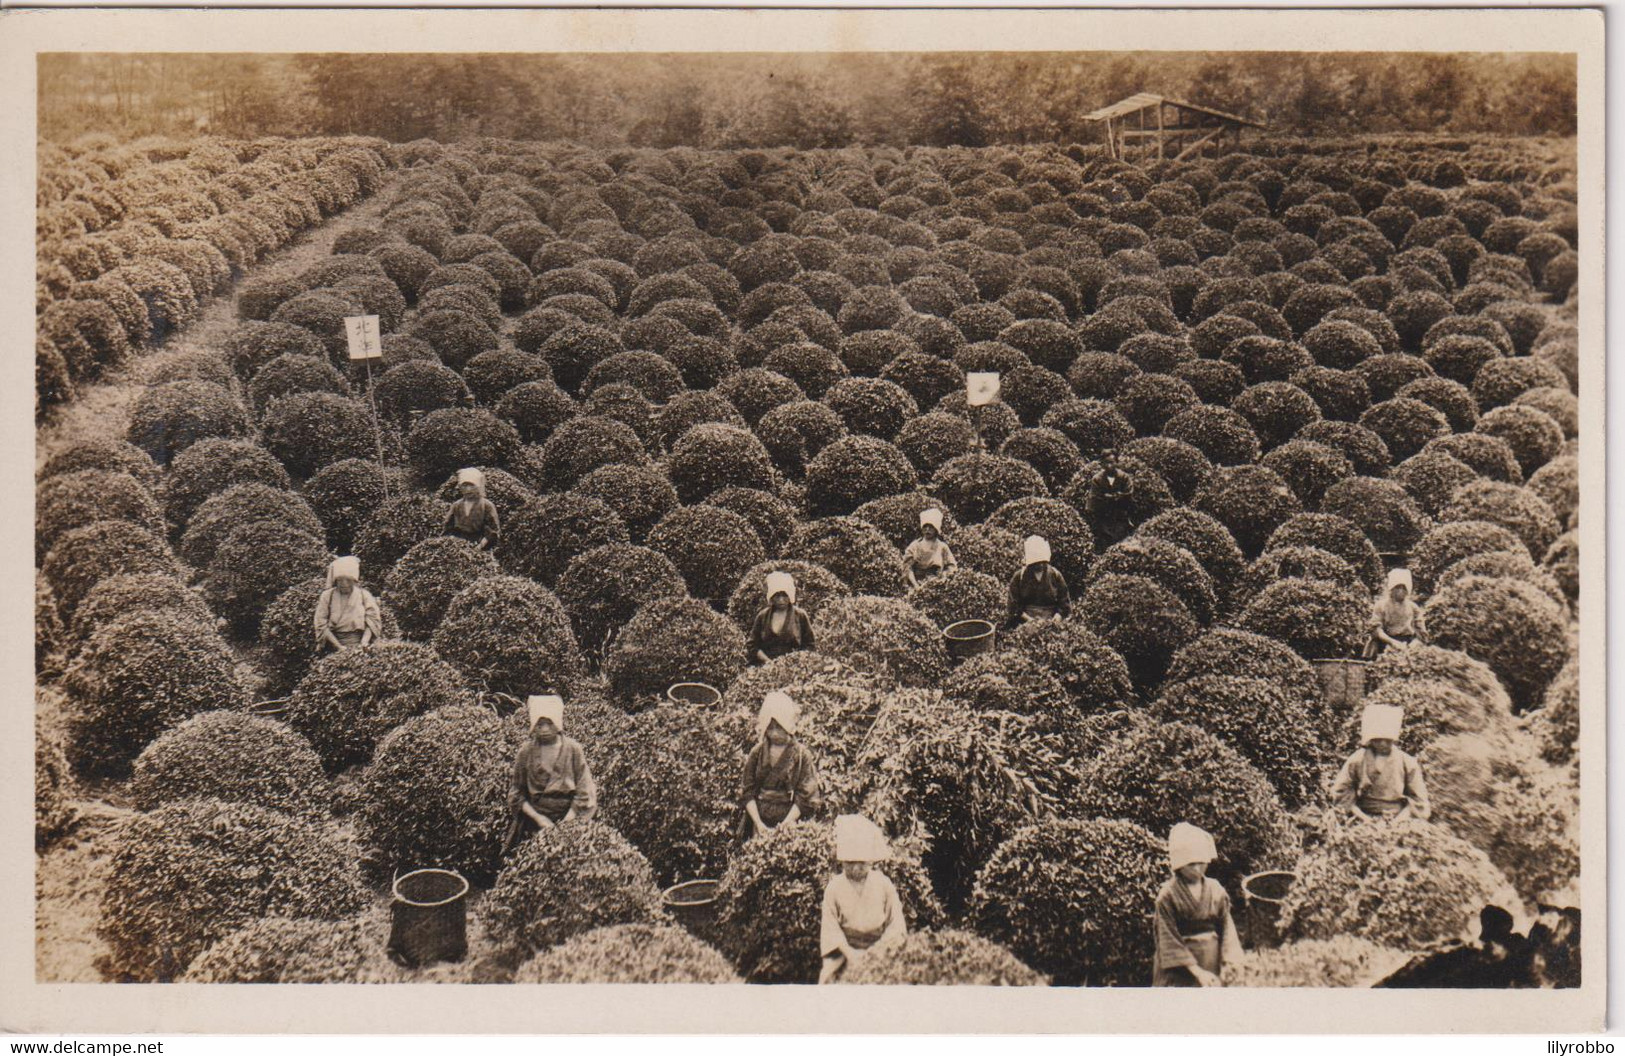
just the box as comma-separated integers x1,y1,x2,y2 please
1312,659,1368,720
388,868,470,968
1241,870,1297,950
667,682,722,708
663,878,721,946
943,619,996,660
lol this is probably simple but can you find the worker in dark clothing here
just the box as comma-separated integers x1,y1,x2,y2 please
1006,535,1071,628
1086,459,1140,546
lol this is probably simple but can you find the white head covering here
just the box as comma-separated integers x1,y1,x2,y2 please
919,507,944,532
765,571,796,605
834,814,890,863
1385,568,1413,593
756,691,800,740
1360,703,1404,744
456,467,485,499
327,555,361,585
1168,822,1217,871
1022,535,1051,567
528,694,565,731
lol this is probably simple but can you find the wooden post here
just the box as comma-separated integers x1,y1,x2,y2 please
1156,103,1165,161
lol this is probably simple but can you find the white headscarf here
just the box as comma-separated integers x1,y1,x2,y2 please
457,467,486,500
327,555,361,586
1022,535,1051,567
756,691,800,740
1168,822,1217,871
1385,568,1413,594
528,694,565,731
834,814,890,863
919,507,944,532
1360,703,1404,744
765,571,796,606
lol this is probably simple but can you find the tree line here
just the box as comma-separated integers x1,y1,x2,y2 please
39,51,1577,147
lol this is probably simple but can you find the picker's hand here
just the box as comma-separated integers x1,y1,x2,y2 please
1191,967,1220,987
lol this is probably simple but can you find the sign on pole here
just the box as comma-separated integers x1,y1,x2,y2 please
966,372,1001,407
345,315,383,360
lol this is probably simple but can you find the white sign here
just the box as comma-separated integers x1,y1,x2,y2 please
966,372,1001,407
345,315,383,360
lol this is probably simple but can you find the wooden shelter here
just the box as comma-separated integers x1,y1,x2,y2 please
1084,93,1266,163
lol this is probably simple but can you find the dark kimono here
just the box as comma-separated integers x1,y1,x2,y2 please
1152,877,1244,986
444,497,500,549
502,735,596,854
746,606,815,664
735,739,822,841
1006,565,1071,627
1086,474,1140,546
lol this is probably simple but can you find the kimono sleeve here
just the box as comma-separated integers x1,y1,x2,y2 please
312,588,333,635
569,741,598,818
483,500,501,545
793,745,824,815
797,609,815,649
362,589,382,638
876,873,907,951
744,610,767,657
1005,571,1026,627
1049,568,1072,616
1153,889,1198,973
820,879,846,956
443,503,459,534
939,542,957,572
1330,750,1361,809
1404,753,1431,820
738,745,765,806
507,745,530,814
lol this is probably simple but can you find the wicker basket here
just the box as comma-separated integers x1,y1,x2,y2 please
388,868,470,968
663,878,721,947
1241,870,1297,949
667,682,722,708
943,619,996,660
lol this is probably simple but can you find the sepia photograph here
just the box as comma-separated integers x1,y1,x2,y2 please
6,5,1604,1036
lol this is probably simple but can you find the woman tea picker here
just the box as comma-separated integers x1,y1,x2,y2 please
737,691,823,843
443,467,500,550
819,815,906,984
502,694,598,854
312,555,381,653
1363,568,1425,659
1005,535,1071,628
901,507,957,589
1331,703,1431,821
1152,823,1243,987
746,571,815,666
1085,456,1139,547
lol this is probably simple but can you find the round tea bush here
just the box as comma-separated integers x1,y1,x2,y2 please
462,348,551,406
1440,480,1561,561
256,576,400,695
646,505,766,606
1165,628,1324,720
1424,574,1569,713
287,641,471,772
36,469,164,562
783,516,908,598
405,408,520,485
178,481,323,569
1514,387,1578,440
1296,420,1392,477
432,575,583,697
302,459,391,553
407,309,499,372
652,390,747,451
717,368,806,427
479,820,666,959
557,544,689,656
603,595,746,706
1290,366,1372,423
201,521,331,634
42,520,180,623
383,536,502,641
1163,405,1261,467
1231,381,1323,453
1134,508,1248,614
715,821,942,984
1113,373,1199,436
1436,551,1567,611
1280,818,1521,950
99,799,367,982
1394,376,1478,434
1320,476,1427,556
180,915,398,984
1357,397,1451,464
131,711,331,818
1039,399,1136,460
1118,438,1213,507
998,427,1083,492
666,424,775,504
63,610,245,778
247,354,353,416
495,380,578,445
1390,450,1478,520
1238,577,1369,662
126,380,249,466
1544,530,1579,607
1080,572,1199,690
1067,351,1142,400
1089,536,1217,627
967,818,1166,986
823,377,920,442
38,439,160,492
815,594,951,688
515,924,740,985
756,400,849,478
1073,719,1300,883
941,649,1071,720
905,567,1006,628
534,416,650,492
157,438,292,532
1475,404,1565,477
1260,439,1355,510
1368,641,1514,725
894,412,979,479
358,703,512,885
1410,519,1530,597
1192,465,1303,559
1002,618,1134,715
68,573,214,647
1153,675,1322,807
842,929,1045,986
351,493,447,575
930,454,1050,526
497,493,629,587
261,392,381,479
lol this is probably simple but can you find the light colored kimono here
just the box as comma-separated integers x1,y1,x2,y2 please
1331,746,1431,820
819,870,905,981
313,585,381,645
902,537,957,581
1152,876,1243,986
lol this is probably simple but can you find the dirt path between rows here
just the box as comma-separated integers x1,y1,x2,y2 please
34,182,398,984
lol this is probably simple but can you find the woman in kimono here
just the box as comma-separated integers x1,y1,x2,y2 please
746,571,816,666
819,815,906,984
1152,822,1243,987
1085,458,1139,546
443,467,500,550
501,694,598,855
737,691,823,843
901,507,957,589
1363,568,1425,659
1331,703,1431,821
1005,535,1071,628
312,555,381,653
